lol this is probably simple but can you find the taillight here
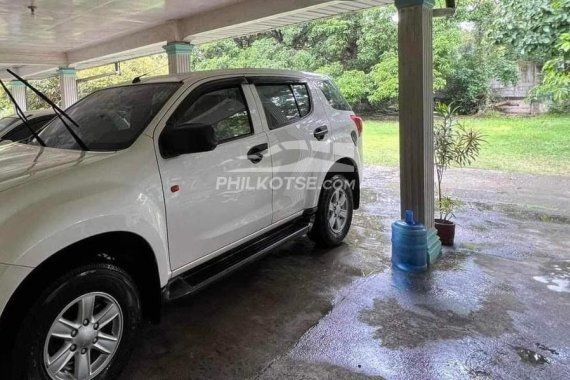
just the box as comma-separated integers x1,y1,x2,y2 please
351,115,364,136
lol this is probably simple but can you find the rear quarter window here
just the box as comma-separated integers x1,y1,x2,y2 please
317,80,352,111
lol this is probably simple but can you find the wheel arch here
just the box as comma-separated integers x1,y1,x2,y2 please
324,157,360,209
0,232,163,374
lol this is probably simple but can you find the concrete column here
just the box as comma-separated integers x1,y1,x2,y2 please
9,80,27,113
395,0,441,263
163,41,193,74
58,67,78,109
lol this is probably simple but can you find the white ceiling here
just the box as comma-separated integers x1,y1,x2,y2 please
0,0,390,79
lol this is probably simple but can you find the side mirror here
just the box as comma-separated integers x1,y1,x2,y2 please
159,123,218,158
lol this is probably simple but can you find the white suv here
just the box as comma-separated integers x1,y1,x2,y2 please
0,69,363,380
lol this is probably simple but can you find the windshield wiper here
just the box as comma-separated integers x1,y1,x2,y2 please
0,79,47,147
6,69,89,151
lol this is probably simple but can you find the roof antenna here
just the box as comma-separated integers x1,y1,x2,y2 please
28,1,37,17
132,73,148,84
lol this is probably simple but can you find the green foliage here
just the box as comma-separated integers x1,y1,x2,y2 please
336,70,369,107
440,0,519,113
433,103,484,216
492,0,570,63
437,196,462,221
368,52,399,107
532,33,570,109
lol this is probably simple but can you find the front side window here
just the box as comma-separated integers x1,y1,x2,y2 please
2,115,53,143
317,80,351,111
36,83,181,151
169,87,252,143
0,117,18,137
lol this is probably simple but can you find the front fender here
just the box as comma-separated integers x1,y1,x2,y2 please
0,138,171,286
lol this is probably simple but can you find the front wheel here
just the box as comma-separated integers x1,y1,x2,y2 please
13,263,141,380
309,174,354,247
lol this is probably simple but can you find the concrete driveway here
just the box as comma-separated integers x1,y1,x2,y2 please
123,166,570,379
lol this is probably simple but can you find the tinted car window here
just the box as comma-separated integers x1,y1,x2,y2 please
256,84,312,129
0,117,18,136
1,116,52,143
257,85,300,129
318,80,351,111
36,83,181,151
291,84,311,117
171,87,252,143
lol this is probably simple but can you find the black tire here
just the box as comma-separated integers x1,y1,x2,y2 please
309,174,354,247
12,263,141,380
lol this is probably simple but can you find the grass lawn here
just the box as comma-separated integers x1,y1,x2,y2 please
363,114,570,176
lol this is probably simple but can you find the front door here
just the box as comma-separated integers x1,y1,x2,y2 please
157,78,273,270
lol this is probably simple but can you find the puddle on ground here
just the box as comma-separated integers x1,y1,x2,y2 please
533,259,570,293
513,346,549,365
359,291,521,349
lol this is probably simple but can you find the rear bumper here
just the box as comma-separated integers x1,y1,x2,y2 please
0,263,33,319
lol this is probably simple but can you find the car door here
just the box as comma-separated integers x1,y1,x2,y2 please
157,77,273,270
251,78,331,222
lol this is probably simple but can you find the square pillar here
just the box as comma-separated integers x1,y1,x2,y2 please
9,80,27,113
58,67,78,109
395,0,441,263
163,41,193,74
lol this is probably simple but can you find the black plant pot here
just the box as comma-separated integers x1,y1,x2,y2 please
435,219,455,246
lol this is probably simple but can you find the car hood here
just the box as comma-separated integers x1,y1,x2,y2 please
0,142,114,193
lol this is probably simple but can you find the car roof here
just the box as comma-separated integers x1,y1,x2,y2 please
138,68,330,85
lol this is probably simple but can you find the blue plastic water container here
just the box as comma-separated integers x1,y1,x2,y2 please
391,210,428,272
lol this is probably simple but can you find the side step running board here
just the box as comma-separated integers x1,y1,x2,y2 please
163,215,312,301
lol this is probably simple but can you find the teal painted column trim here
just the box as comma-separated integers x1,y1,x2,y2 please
163,42,193,55
427,228,442,265
394,0,435,9
10,80,25,88
57,67,77,76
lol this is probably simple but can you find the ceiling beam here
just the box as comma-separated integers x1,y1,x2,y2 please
67,0,333,65
0,51,66,66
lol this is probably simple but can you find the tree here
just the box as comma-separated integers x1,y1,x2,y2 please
492,0,570,63
531,32,570,109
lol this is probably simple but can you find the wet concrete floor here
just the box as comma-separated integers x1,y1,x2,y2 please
123,166,570,379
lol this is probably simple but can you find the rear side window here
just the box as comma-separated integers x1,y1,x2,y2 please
256,84,312,129
318,80,351,111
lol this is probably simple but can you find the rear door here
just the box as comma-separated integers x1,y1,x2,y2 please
157,77,273,270
251,78,331,222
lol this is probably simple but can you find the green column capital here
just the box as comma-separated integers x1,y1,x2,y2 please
10,80,25,88
57,67,77,76
394,0,435,9
163,42,193,55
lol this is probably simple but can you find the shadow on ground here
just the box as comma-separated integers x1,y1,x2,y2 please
122,166,570,379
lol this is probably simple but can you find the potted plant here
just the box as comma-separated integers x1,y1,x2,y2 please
433,102,484,246
435,196,461,245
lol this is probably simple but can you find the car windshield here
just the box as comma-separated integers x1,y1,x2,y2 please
35,82,181,151
0,117,18,136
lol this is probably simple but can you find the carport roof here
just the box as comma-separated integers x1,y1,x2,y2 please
0,0,390,80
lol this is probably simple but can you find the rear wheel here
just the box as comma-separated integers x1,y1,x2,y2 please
13,263,141,380
309,174,354,247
